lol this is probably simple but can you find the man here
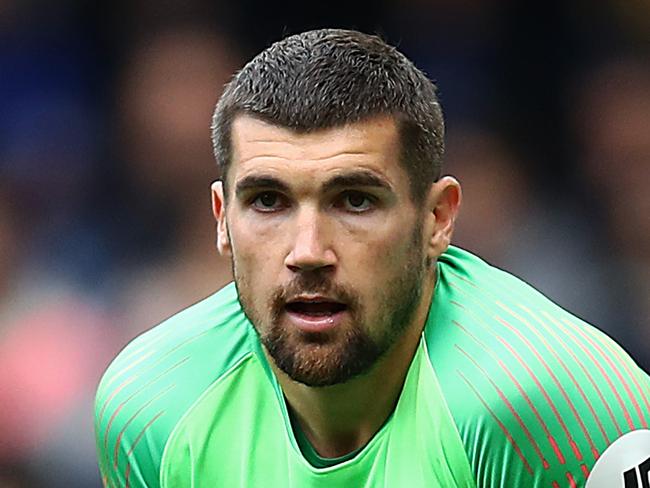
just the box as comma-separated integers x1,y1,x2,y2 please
95,29,650,487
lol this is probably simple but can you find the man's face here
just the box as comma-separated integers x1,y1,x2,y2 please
215,115,432,387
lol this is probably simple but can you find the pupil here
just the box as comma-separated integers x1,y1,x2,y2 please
349,194,365,207
260,193,276,206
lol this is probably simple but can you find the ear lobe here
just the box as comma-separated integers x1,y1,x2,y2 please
211,181,231,256
426,176,462,258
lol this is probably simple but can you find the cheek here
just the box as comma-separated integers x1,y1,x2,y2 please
229,223,285,283
347,215,416,257
342,225,417,286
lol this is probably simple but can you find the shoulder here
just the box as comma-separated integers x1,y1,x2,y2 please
95,283,255,488
425,246,650,488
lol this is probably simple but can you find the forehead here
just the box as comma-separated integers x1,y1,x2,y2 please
228,115,405,187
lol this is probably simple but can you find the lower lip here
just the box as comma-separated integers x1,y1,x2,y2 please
285,310,348,333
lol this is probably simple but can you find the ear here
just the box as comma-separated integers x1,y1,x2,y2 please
423,176,462,260
211,180,231,256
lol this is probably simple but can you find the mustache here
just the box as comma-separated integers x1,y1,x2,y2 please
270,273,360,316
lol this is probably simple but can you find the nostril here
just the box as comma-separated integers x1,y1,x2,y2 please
284,246,337,271
286,263,336,274
286,263,301,273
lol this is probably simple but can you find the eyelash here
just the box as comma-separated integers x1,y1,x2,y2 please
247,191,378,214
336,191,376,212
250,191,287,212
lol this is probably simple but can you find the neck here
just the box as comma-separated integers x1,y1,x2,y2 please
269,273,436,459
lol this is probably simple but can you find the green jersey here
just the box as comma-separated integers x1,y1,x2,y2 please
95,246,650,487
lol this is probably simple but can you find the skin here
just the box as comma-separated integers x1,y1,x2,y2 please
211,114,461,458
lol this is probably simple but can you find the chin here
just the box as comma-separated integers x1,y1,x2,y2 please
264,332,382,387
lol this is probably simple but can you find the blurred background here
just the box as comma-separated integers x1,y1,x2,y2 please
0,0,648,485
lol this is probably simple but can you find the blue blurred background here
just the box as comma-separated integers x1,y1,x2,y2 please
1,0,649,485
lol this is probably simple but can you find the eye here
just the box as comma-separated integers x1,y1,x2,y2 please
251,191,285,212
339,191,375,212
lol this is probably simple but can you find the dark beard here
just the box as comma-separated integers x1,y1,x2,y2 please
234,226,426,387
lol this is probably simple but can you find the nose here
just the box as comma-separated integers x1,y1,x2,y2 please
284,207,337,272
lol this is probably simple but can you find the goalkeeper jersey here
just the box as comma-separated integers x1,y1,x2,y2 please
95,246,650,487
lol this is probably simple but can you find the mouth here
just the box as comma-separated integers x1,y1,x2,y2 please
283,297,349,332
285,297,347,315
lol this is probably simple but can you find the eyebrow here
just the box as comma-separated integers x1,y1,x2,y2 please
234,169,393,198
322,170,393,193
235,175,291,198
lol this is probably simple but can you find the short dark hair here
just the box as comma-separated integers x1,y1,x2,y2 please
211,28,444,202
